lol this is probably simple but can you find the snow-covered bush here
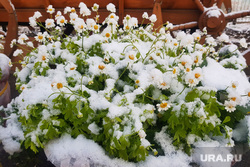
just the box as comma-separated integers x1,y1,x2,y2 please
1,2,250,166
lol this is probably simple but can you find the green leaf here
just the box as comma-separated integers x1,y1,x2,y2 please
222,116,231,124
185,89,199,102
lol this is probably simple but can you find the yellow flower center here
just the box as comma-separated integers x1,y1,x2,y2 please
79,25,84,29
186,68,190,72
173,68,176,74
135,80,140,84
189,79,194,84
232,84,236,88
231,97,236,101
21,86,25,90
126,25,130,30
105,33,111,38
49,8,53,11
160,102,168,108
60,19,65,24
161,82,167,86
71,8,76,12
70,67,76,70
195,73,201,79
98,64,105,70
248,92,250,97
42,55,46,61
129,54,135,60
110,15,114,19
57,83,63,89
38,35,43,40
174,43,178,46
181,61,186,66
94,25,99,30
194,57,199,64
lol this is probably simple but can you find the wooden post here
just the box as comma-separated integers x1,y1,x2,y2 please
119,0,124,25
153,0,163,30
0,0,18,58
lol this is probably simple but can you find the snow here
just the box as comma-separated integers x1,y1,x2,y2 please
202,57,250,106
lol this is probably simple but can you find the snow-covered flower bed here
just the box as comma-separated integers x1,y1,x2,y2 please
1,2,250,167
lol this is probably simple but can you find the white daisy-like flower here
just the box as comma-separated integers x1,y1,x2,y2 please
142,12,148,19
107,3,116,13
206,36,217,46
79,2,91,17
0,43,3,50
179,54,193,68
20,84,27,91
193,67,203,81
224,100,237,113
191,51,203,66
10,39,17,48
86,18,97,31
64,6,71,14
55,11,62,20
45,18,55,28
217,33,230,43
74,18,86,33
47,5,55,14
18,34,29,44
185,73,199,87
92,3,99,12
70,13,78,23
29,17,37,27
13,49,23,57
33,11,42,19
166,22,173,30
192,32,201,41
227,91,241,104
157,101,171,112
51,82,64,92
138,130,146,139
57,16,67,26
239,38,247,48
149,14,157,23
35,32,45,42
230,81,238,90
65,62,77,72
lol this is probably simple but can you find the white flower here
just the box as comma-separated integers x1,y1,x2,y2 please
176,31,186,41
86,19,97,31
64,6,71,14
227,91,241,104
191,51,202,66
149,14,157,23
239,38,247,48
0,43,3,50
206,36,217,46
217,33,230,43
138,130,146,139
55,11,62,20
57,16,67,26
193,67,203,81
192,32,201,41
29,17,37,27
35,32,45,42
230,81,238,90
27,41,34,48
45,19,55,28
224,100,237,113
107,3,116,13
13,49,23,57
18,34,29,44
69,13,78,23
74,18,86,33
47,5,55,14
65,62,77,72
166,22,173,30
142,12,148,19
79,2,91,17
51,82,65,92
179,54,193,68
20,84,27,91
33,11,42,19
0,34,4,39
92,3,99,12
157,101,171,112
10,39,16,48
185,72,199,87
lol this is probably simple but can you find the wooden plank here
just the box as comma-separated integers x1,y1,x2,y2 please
118,0,124,25
0,8,200,25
